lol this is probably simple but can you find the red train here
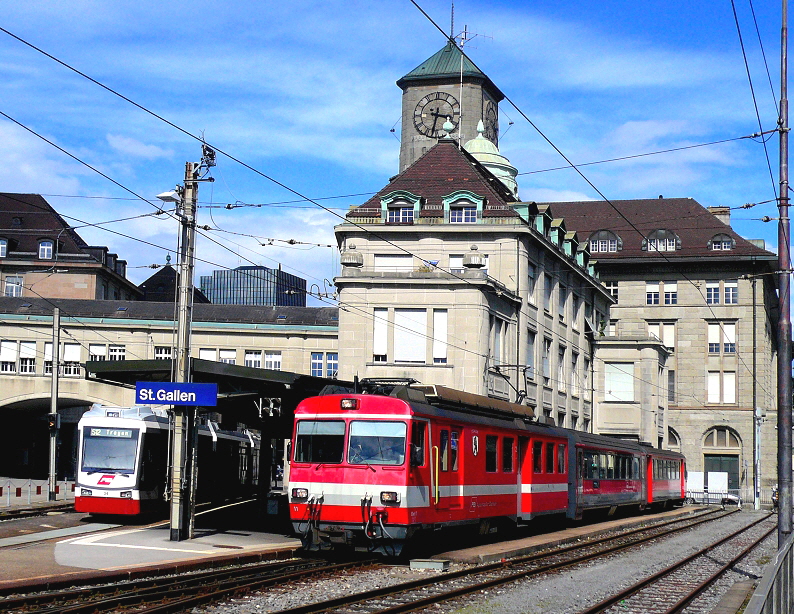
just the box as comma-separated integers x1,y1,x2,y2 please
288,381,685,555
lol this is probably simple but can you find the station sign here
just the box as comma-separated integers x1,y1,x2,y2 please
135,382,218,406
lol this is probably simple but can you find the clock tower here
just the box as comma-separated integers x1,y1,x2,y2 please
397,42,504,172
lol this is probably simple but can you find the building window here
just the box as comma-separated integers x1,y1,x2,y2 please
558,284,567,321
490,316,506,366
571,352,579,397
38,240,54,259
63,343,81,377
326,352,338,378
605,281,618,303
219,349,236,364
395,308,427,363
588,230,622,252
605,362,634,402
19,342,35,374
199,348,216,362
704,427,741,449
645,229,680,252
646,282,660,305
668,370,676,404
450,206,476,223
709,234,734,251
648,322,675,350
542,338,552,385
154,346,172,360
432,309,447,364
44,342,53,374
245,350,262,368
4,275,23,297
526,330,536,381
374,254,413,272
387,206,414,224
0,238,6,257
311,352,323,377
708,322,736,354
557,347,566,392
89,344,107,361
528,263,537,304
107,345,125,361
373,307,388,362
724,280,738,304
0,340,17,373
664,281,678,305
572,294,580,330
544,275,553,312
264,351,282,370
706,281,720,304
707,371,736,404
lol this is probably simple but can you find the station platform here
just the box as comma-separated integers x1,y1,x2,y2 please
0,516,301,593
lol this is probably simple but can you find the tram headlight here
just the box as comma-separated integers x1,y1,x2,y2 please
380,491,400,504
120,491,132,499
340,398,359,410
292,488,308,499
81,489,93,496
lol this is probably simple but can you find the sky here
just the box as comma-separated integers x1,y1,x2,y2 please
0,1,785,306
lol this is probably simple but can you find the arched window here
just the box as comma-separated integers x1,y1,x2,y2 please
588,230,622,253
38,240,54,259
643,229,681,252
708,233,734,251
668,428,681,453
703,427,741,449
702,427,741,490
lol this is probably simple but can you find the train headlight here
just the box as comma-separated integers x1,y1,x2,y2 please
340,398,359,410
380,491,400,504
81,489,93,496
120,491,132,499
292,488,309,499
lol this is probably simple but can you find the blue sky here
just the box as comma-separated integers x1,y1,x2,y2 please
0,1,784,305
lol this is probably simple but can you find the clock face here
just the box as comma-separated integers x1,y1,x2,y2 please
413,92,461,138
484,101,498,144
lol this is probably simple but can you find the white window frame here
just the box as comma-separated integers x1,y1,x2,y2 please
326,352,339,378
432,309,447,364
154,346,172,360
264,351,282,370
373,307,388,362
38,240,54,259
394,308,427,364
19,341,36,374
0,340,17,373
219,349,236,364
605,362,635,402
245,350,262,369
0,239,6,258
4,275,23,297
108,345,126,361
311,352,323,377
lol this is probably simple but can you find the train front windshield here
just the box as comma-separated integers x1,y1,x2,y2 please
81,426,140,473
294,420,407,465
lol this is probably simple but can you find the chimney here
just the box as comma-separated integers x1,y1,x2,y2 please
707,206,731,227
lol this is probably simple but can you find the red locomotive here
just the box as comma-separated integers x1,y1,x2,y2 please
288,381,686,555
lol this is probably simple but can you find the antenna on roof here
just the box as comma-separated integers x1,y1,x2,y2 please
450,2,454,43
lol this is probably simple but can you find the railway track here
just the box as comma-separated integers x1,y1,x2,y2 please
581,513,776,614
266,508,738,614
0,556,379,613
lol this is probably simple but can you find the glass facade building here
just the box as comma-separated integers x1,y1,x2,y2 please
199,266,306,306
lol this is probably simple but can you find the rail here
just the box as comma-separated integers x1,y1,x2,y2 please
745,532,794,614
0,477,75,507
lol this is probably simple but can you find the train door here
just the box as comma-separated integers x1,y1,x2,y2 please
518,437,529,519
432,425,463,511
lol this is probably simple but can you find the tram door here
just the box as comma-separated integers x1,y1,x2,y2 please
518,437,529,519
433,426,463,511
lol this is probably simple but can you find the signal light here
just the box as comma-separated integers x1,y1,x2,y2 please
340,398,359,410
47,413,60,430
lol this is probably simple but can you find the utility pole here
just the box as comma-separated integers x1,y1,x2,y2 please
778,0,792,549
48,307,60,501
166,146,215,542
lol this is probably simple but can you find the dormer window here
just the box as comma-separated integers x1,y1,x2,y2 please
0,239,7,258
387,206,414,223
380,190,421,225
588,230,622,253
643,229,681,252
708,233,734,251
38,240,54,260
450,205,476,223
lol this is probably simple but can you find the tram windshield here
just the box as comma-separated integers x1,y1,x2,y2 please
81,426,140,473
295,420,345,463
348,421,406,466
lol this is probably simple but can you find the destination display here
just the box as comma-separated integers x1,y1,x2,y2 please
135,382,218,406
89,428,133,438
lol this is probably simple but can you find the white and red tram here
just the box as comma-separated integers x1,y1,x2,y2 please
75,404,259,515
288,383,685,555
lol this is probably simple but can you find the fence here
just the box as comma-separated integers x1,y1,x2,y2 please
0,477,75,507
745,532,794,613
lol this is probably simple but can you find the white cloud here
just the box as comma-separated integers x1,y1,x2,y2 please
106,134,173,159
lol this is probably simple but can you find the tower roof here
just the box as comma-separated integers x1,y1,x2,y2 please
396,42,504,100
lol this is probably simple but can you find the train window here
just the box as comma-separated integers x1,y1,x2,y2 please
503,437,514,473
584,451,597,479
450,430,460,471
599,454,608,479
545,443,554,473
410,422,426,467
349,421,407,466
486,435,498,472
82,426,140,473
607,455,615,479
633,457,640,479
295,420,345,463
440,430,449,472
557,444,566,473
533,441,543,473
